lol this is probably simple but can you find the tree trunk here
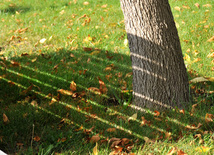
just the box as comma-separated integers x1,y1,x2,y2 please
120,0,189,110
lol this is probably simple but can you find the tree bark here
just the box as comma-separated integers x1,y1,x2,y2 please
120,0,189,110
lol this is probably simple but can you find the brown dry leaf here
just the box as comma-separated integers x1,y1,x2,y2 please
57,89,73,96
114,146,123,153
90,134,100,143
98,77,108,94
154,110,160,116
177,150,187,155
195,3,200,8
83,47,93,51
61,138,67,142
186,123,202,130
75,125,83,131
207,36,214,42
180,109,185,114
140,116,150,126
93,143,98,155
109,137,121,144
11,61,20,67
121,138,130,145
106,128,116,132
3,113,9,123
33,136,41,142
104,66,112,71
205,113,213,123
70,81,77,91
20,85,33,95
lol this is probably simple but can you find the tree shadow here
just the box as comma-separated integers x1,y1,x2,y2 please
0,37,213,154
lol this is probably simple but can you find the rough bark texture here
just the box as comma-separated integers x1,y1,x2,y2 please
120,0,189,110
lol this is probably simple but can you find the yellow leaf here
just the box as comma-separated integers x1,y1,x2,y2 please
60,10,65,15
128,113,137,122
57,89,73,96
207,52,214,58
192,58,201,63
207,36,214,42
70,81,77,91
174,6,181,11
124,39,128,46
195,146,211,152
101,4,108,8
203,4,212,8
184,53,191,64
39,38,46,44
205,77,214,82
90,50,100,55
93,143,98,155
83,2,89,5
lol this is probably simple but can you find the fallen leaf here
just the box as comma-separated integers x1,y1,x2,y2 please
207,52,214,58
33,136,41,142
101,4,108,8
186,123,202,130
39,38,46,44
106,128,116,132
11,61,20,67
88,87,101,95
20,85,33,95
98,77,108,94
154,110,160,116
195,146,211,153
75,125,83,131
57,89,73,96
90,50,100,55
83,47,93,51
205,113,213,123
3,113,9,123
177,150,187,155
93,143,98,155
90,134,100,143
70,81,77,91
174,6,181,11
128,113,137,122
203,4,212,8
190,77,208,83
83,1,89,5
167,147,177,155
195,3,200,8
207,36,214,42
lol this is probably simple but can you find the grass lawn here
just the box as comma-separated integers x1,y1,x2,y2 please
0,0,214,154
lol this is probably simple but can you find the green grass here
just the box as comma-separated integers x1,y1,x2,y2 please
0,0,214,154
